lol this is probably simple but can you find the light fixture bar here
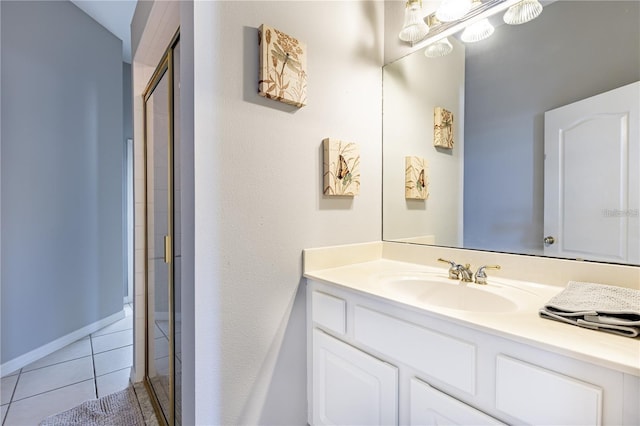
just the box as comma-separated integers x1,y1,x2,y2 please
503,0,543,25
399,0,430,44
414,0,521,48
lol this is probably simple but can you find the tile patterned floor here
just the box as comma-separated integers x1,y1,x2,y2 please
1,304,134,426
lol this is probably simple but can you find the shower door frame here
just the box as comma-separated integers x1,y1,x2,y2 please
142,30,180,426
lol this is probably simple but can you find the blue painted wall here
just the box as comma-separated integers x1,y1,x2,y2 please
1,0,124,363
464,1,640,253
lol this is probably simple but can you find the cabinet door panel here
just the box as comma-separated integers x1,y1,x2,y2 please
496,355,602,425
410,378,504,425
313,329,398,426
312,291,347,335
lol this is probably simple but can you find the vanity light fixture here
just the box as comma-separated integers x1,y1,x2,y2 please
424,37,453,58
412,0,535,54
460,1,495,42
399,0,430,43
436,0,473,23
503,0,543,25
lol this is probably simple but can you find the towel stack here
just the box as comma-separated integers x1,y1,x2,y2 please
539,281,640,338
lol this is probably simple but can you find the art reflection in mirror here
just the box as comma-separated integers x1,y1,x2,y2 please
383,1,639,265
405,156,429,200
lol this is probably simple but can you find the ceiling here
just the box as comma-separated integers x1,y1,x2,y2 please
70,0,137,63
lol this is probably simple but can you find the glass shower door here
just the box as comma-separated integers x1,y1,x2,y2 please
143,35,180,424
172,39,182,425
145,66,172,423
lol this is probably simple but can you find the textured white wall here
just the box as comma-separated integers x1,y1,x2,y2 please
191,1,383,423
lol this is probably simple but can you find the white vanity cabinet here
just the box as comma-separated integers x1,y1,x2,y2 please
409,378,504,425
494,354,603,425
307,280,640,426
312,329,398,426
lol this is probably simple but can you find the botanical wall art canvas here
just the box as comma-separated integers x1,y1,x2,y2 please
434,107,454,149
323,138,360,196
405,156,428,200
258,24,307,108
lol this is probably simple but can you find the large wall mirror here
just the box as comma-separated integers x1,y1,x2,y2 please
383,0,639,265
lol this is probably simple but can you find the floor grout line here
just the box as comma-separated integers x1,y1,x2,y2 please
95,366,133,382
89,334,98,399
93,342,133,357
91,316,134,335
92,326,134,339
10,368,22,402
2,368,21,426
9,378,95,404
2,304,132,424
20,354,92,375
92,344,133,358
4,367,22,423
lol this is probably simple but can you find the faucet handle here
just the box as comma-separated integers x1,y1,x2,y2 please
437,258,461,280
437,258,456,266
474,265,501,285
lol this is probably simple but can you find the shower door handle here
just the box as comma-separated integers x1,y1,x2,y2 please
164,235,172,263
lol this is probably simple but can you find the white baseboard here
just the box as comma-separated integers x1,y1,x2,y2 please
130,365,144,384
124,295,133,304
0,309,126,375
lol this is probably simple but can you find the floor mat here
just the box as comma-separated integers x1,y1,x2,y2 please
39,387,144,426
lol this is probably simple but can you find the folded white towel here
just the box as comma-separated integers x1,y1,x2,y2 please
539,281,640,338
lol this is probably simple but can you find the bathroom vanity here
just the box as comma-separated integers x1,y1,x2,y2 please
339,2,640,423
304,243,640,426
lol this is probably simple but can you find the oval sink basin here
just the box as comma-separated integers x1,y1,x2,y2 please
377,273,519,313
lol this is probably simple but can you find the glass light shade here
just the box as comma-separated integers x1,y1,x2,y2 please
460,19,495,42
503,0,543,25
436,0,472,22
399,0,430,43
424,37,453,58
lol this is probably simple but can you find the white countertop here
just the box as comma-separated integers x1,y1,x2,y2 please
304,257,640,376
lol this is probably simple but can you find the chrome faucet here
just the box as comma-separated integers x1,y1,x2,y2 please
474,265,501,285
458,264,474,282
437,258,474,282
438,259,501,284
